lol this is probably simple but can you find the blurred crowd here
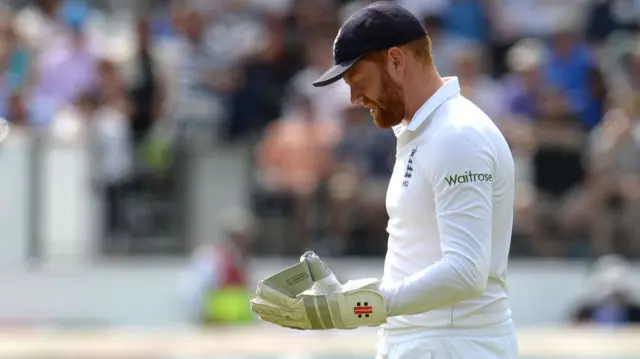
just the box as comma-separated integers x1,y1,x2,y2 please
2,0,640,259
250,0,640,260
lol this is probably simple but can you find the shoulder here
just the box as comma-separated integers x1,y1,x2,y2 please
415,98,510,180
427,98,498,156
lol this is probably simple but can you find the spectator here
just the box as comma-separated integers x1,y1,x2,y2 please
502,38,548,122
421,14,464,77
290,0,339,37
0,0,638,261
180,208,256,325
588,94,640,256
0,11,31,124
13,0,65,55
89,59,133,241
517,89,589,257
625,40,640,92
0,9,32,99
608,0,640,33
441,0,490,44
124,15,166,149
570,254,640,326
585,0,626,47
327,106,395,256
31,3,98,127
544,22,596,130
253,94,340,255
5,91,29,128
486,0,548,78
284,35,352,127
397,0,449,19
226,9,294,139
454,45,505,121
170,8,235,142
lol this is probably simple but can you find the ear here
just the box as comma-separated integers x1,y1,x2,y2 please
387,47,405,78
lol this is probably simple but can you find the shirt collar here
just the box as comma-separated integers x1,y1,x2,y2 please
392,77,461,138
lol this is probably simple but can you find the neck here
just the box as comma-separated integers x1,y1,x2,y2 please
404,66,444,121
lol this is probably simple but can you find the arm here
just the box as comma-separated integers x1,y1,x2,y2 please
251,130,497,329
380,130,494,317
255,122,281,168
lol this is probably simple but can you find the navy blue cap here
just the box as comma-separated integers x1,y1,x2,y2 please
312,1,427,88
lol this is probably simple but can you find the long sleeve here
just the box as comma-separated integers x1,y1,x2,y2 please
380,129,494,317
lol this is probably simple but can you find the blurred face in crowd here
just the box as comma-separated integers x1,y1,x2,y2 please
137,17,150,48
306,37,333,72
455,50,481,81
36,0,61,16
8,92,27,125
98,60,125,103
539,89,571,121
521,67,543,90
552,30,578,57
229,231,253,254
295,0,336,29
0,12,16,47
182,11,204,41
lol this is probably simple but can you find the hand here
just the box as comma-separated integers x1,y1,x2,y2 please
251,251,388,330
619,176,640,201
251,277,387,330
299,251,343,294
602,108,632,145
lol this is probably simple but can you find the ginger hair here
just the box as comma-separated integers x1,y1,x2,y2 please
365,35,433,67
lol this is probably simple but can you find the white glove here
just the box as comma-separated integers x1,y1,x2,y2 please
250,252,388,330
300,251,344,294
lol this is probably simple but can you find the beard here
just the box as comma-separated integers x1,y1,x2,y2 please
369,71,405,129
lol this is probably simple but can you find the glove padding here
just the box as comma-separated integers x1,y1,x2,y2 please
251,252,387,330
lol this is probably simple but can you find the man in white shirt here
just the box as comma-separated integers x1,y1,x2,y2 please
250,2,517,359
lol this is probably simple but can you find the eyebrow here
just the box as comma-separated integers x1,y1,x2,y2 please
345,70,362,85
344,61,364,84
344,71,354,84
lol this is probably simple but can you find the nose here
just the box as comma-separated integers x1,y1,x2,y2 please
349,88,362,106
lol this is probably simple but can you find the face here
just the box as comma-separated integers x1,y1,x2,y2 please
137,18,150,45
552,31,576,57
457,54,478,79
230,232,252,253
521,67,541,89
183,12,203,40
539,89,569,120
344,54,406,129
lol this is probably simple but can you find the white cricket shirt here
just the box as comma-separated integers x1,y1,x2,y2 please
378,77,515,338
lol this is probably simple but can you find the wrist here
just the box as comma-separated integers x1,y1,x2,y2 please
377,281,398,316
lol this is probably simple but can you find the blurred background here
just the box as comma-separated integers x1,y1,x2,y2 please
0,0,639,358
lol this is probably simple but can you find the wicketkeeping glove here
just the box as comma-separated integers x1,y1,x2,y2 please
250,252,388,330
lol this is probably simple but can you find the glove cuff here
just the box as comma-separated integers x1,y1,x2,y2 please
329,284,387,329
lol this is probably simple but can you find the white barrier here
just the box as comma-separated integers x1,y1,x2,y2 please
1,259,637,327
0,326,638,358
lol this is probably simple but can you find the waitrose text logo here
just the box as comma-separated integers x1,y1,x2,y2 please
444,171,493,186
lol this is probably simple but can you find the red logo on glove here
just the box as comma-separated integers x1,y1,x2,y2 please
353,302,372,317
